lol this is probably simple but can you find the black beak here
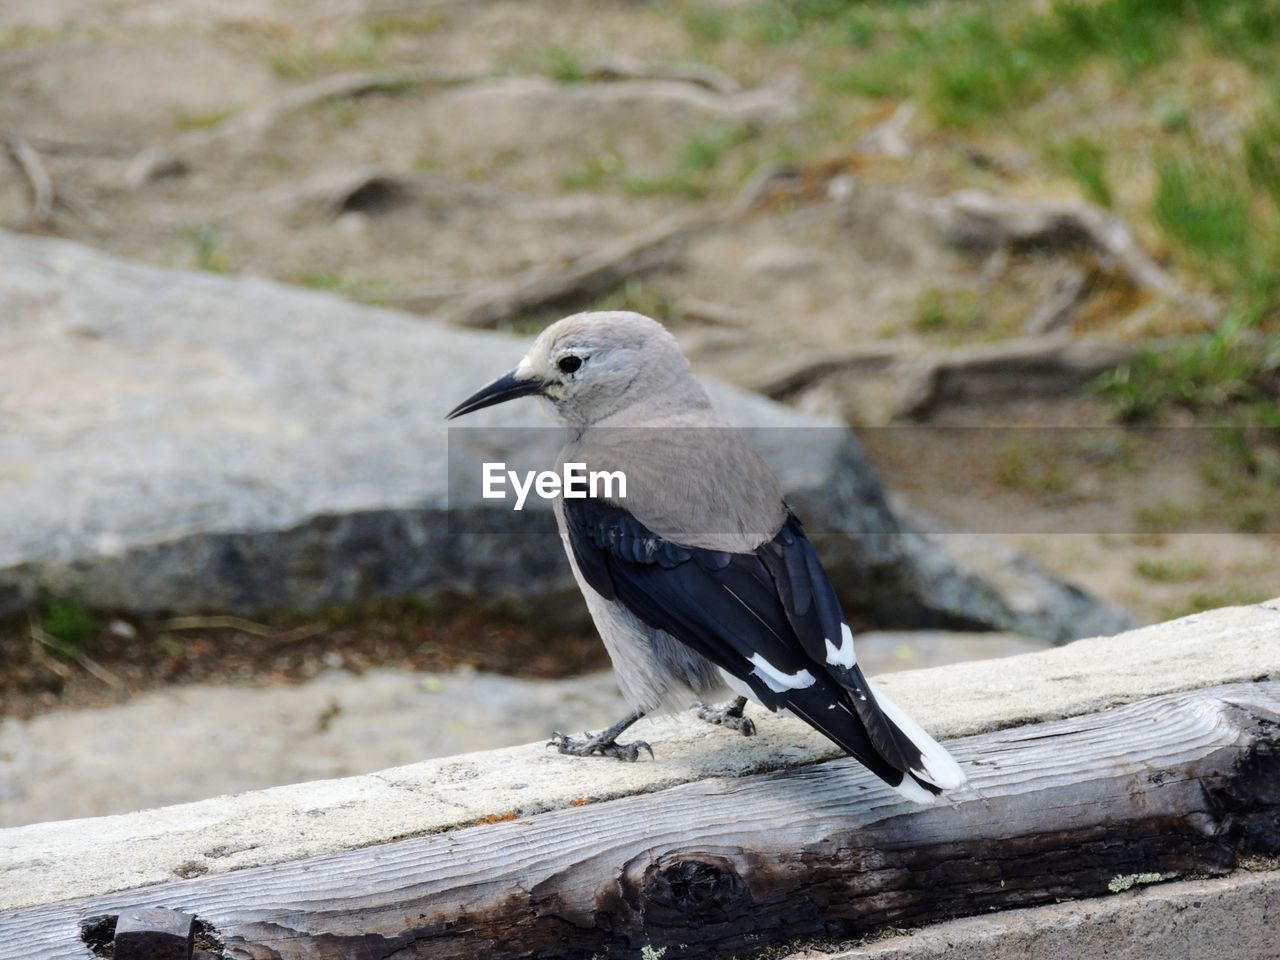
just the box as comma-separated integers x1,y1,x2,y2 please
445,369,546,420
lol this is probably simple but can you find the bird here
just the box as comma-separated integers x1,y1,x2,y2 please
446,311,965,803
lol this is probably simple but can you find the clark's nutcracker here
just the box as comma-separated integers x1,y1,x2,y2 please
447,311,964,802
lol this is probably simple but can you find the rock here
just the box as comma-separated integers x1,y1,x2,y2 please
0,668,624,827
849,630,1049,674
0,232,1134,641
795,868,1280,960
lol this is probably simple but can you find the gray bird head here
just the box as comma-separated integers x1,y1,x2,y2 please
446,311,699,426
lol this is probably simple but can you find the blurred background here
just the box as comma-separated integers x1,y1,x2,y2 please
1,0,1277,826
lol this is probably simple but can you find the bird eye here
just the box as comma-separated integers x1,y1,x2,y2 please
558,355,583,374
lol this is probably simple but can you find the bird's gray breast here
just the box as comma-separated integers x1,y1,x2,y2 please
552,409,785,709
555,510,726,713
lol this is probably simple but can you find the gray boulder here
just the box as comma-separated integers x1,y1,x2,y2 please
0,232,1133,642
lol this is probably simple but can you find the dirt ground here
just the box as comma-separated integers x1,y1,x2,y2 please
0,602,610,719
1,0,1275,717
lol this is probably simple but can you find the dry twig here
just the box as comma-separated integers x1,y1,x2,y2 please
441,216,724,329
581,58,739,95
891,334,1147,421
1022,266,1091,335
127,66,779,187
125,67,485,187
675,298,756,328
2,134,55,226
152,615,274,636
933,190,1220,325
756,342,915,401
73,652,125,689
259,165,502,220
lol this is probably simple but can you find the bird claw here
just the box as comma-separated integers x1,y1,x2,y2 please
547,730,654,762
693,699,756,737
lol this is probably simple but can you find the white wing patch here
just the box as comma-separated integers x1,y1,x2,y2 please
823,623,857,669
749,654,816,693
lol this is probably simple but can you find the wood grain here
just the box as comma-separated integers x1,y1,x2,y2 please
4,682,1277,960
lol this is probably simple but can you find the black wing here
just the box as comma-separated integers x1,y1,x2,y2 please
563,496,942,795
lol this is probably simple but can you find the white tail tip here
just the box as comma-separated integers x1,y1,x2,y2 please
867,677,966,793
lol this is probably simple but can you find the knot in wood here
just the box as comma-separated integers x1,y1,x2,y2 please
641,854,749,923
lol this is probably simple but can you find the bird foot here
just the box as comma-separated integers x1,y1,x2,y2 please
693,698,756,737
547,730,654,762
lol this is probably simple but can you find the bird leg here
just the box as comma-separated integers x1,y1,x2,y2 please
547,708,653,762
692,696,755,736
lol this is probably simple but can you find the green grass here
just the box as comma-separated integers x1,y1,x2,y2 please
1122,420,1280,533
993,438,1076,496
513,45,590,83
1096,317,1280,422
1095,325,1274,535
560,148,625,191
743,0,923,47
185,225,231,273
562,123,760,199
37,599,100,661
1133,557,1209,583
1164,586,1272,620
299,271,398,302
681,123,757,172
824,7,1065,123
912,287,984,335
1154,159,1257,293
591,279,678,323
268,9,443,77
318,95,362,129
1050,135,1114,208
621,172,710,199
621,123,759,198
541,46,588,83
801,1,1280,127
681,2,733,45
1135,499,1197,534
361,7,445,38
1150,88,1280,306
1198,427,1280,531
171,106,238,131
628,122,759,197
1156,100,1193,134
0,24,74,49
270,27,388,78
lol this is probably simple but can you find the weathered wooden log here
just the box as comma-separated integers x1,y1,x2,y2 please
3,681,1277,960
